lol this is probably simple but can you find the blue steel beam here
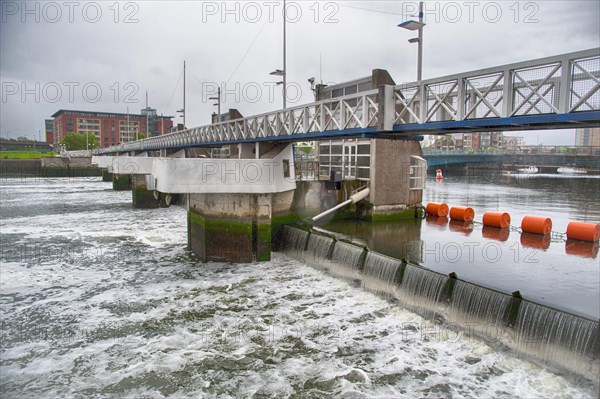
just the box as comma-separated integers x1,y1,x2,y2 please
392,111,600,135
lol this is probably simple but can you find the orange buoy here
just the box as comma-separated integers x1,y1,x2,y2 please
449,206,475,222
425,202,449,217
520,232,551,250
521,215,552,235
435,169,444,180
566,221,600,242
482,225,510,241
482,211,511,228
565,239,599,258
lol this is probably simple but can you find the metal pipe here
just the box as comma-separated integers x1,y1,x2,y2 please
312,188,370,222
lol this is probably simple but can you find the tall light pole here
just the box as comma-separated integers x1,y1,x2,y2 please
269,0,287,109
209,87,221,122
183,60,186,127
177,61,186,129
283,0,286,108
398,1,425,81
144,91,149,140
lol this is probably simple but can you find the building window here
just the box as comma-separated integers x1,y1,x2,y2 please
410,156,427,190
283,160,290,178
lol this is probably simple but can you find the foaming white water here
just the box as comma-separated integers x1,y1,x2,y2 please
0,178,597,398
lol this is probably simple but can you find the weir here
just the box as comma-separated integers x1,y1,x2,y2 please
280,225,600,383
88,48,600,263
93,129,430,263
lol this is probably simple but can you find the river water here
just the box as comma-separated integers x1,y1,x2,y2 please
323,171,600,320
1,176,598,398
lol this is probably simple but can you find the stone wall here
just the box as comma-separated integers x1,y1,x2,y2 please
41,157,94,169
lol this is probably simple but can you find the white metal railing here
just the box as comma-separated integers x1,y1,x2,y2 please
95,49,600,155
393,48,600,125
95,89,380,155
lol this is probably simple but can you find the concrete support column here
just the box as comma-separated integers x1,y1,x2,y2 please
102,170,113,182
131,174,160,208
188,193,272,262
368,138,424,221
112,174,132,191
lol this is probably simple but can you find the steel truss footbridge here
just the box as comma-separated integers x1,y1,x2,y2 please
95,49,600,155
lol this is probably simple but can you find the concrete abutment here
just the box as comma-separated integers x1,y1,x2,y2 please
94,137,425,262
112,174,132,191
188,193,274,262
131,174,160,209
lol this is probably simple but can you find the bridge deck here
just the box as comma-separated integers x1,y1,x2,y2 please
95,49,600,154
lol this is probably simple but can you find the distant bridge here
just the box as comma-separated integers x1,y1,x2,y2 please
424,146,600,171
95,48,600,154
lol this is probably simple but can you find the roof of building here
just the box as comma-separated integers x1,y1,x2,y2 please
321,76,372,91
51,109,175,119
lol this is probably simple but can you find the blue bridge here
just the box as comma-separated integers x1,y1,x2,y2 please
424,146,600,171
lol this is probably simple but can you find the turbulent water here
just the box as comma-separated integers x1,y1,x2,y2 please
1,178,598,398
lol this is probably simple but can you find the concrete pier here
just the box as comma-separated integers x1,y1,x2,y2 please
91,136,425,262
188,193,273,262
369,139,424,220
131,174,160,208
102,170,113,182
112,174,132,191
152,143,296,262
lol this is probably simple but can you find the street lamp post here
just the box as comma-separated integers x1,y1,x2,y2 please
283,0,286,108
209,87,221,122
269,70,286,108
269,0,287,109
398,1,425,81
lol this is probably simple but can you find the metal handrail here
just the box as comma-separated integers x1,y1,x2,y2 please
94,48,600,155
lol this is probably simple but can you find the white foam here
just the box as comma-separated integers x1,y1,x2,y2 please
1,179,597,398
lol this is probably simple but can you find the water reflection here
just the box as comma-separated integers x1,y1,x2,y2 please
448,220,474,236
322,219,423,263
565,239,599,259
481,225,510,242
520,232,551,250
322,173,600,319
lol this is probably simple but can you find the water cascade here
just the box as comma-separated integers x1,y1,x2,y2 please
280,225,309,260
327,241,366,281
361,252,405,298
279,226,600,383
301,231,335,269
394,264,448,319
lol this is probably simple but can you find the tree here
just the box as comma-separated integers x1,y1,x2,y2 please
60,132,99,151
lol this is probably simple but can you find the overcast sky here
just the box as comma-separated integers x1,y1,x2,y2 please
1,0,599,145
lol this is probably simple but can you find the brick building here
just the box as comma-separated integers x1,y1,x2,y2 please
44,119,54,145
575,127,600,147
51,109,174,148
